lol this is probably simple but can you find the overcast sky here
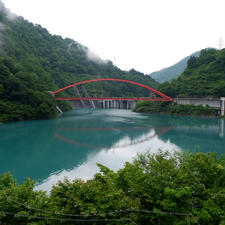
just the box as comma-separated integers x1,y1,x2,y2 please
2,0,225,74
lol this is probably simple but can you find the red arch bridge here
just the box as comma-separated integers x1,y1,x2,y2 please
51,78,173,109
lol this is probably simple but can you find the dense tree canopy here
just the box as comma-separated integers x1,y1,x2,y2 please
0,151,225,224
158,48,225,98
0,10,157,122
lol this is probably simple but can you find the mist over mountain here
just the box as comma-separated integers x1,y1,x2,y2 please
0,3,157,122
149,51,200,83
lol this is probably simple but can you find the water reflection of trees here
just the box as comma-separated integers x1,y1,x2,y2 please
0,117,171,183
152,115,225,154
0,110,224,185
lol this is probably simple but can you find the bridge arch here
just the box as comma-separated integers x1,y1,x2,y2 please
51,78,173,101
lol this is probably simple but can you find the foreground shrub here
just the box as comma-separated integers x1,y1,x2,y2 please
0,151,225,224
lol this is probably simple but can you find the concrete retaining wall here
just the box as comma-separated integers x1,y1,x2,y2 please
174,98,221,108
70,97,225,115
174,97,225,116
100,100,136,109
70,100,137,110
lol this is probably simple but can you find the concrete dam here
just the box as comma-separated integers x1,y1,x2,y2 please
70,99,137,110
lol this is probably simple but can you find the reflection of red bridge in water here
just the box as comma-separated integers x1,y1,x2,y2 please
55,126,172,149
52,80,173,148
51,78,173,102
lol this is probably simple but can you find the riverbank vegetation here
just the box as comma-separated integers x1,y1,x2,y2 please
0,8,157,122
133,101,218,116
0,151,225,224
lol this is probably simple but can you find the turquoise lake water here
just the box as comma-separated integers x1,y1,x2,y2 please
0,109,224,192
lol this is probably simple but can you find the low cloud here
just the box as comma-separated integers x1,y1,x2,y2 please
85,48,107,64
0,1,17,46
0,0,17,21
66,38,109,64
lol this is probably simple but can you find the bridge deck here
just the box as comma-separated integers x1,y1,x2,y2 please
55,97,172,101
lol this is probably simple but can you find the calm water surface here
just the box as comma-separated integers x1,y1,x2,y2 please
0,109,224,192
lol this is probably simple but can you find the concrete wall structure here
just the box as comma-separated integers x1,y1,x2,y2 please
70,97,225,114
70,100,137,110
175,97,225,116
220,119,224,137
174,98,221,109
221,97,225,116
100,100,136,109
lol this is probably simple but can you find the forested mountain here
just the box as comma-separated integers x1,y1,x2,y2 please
158,48,225,97
149,51,200,83
0,4,157,122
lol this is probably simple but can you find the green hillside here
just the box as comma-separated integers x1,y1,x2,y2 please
0,5,157,122
158,48,225,97
149,51,200,83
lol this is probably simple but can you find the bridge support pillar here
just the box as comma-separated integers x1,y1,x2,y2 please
221,97,225,116
116,101,119,108
112,100,115,108
220,119,224,137
119,100,122,109
128,101,131,109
